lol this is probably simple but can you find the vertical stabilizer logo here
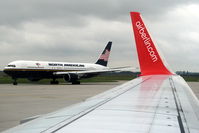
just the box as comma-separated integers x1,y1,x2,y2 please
136,21,158,62
99,50,110,61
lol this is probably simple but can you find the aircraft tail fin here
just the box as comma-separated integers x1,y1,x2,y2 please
95,41,112,66
130,12,173,76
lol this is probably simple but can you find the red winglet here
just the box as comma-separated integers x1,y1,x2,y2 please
130,12,173,76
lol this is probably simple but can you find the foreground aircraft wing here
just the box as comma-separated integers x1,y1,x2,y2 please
3,12,199,133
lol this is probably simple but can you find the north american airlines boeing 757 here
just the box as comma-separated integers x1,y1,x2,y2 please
2,12,199,133
3,42,119,85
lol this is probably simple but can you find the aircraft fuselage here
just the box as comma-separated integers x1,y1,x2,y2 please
3,60,107,83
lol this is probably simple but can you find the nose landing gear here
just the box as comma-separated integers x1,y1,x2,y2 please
12,78,18,85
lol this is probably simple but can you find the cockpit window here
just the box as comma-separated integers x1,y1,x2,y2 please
7,65,16,67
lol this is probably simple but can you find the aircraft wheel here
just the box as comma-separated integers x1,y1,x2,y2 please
12,78,18,85
55,81,59,84
13,81,18,85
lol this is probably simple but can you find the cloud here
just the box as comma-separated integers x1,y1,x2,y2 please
146,4,199,71
1,0,198,26
0,0,199,72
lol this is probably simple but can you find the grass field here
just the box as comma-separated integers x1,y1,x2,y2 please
182,76,199,82
1,71,199,84
0,71,136,84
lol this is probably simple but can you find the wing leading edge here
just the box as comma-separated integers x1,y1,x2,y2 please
2,12,199,133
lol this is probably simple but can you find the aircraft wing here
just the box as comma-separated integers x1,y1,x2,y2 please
2,12,199,133
54,69,118,75
54,67,134,75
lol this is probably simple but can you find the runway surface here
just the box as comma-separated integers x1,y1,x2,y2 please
0,81,198,132
0,82,122,132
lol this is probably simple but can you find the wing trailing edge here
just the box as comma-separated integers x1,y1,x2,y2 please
130,12,173,76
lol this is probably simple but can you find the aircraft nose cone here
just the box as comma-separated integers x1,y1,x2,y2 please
3,68,11,75
3,69,8,74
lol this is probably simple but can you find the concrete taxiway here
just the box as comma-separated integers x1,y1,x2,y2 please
0,81,199,132
0,82,122,132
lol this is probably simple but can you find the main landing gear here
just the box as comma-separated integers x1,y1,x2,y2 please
50,78,59,84
72,81,80,85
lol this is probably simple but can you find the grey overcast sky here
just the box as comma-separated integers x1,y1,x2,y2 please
0,0,199,72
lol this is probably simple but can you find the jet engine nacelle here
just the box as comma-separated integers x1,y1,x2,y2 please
63,73,79,82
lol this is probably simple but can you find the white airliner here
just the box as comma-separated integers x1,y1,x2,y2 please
3,42,120,85
2,12,199,133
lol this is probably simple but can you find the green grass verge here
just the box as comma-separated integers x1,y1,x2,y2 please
0,74,136,84
181,76,199,82
81,75,136,82
1,74,199,84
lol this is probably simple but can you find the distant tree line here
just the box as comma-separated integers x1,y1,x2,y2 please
176,71,199,76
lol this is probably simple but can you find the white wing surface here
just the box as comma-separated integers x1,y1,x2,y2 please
54,66,132,75
2,12,199,133
54,68,119,75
